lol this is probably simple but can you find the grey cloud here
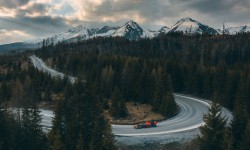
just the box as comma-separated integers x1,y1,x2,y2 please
82,0,182,23
187,0,238,14
1,0,250,44
169,0,250,17
26,3,49,13
183,0,250,27
17,3,50,16
0,0,30,8
92,0,250,25
0,15,71,36
0,1,72,37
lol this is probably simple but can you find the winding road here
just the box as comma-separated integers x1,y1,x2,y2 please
30,55,232,138
30,55,76,83
112,94,210,136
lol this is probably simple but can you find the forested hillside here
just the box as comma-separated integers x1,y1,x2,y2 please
38,33,249,112
36,33,250,149
0,55,116,150
0,32,249,149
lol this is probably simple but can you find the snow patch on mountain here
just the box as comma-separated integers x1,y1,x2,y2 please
112,21,155,40
170,17,219,35
225,25,250,35
23,37,45,44
158,26,170,33
2,18,250,53
46,26,94,44
91,26,119,37
171,18,200,34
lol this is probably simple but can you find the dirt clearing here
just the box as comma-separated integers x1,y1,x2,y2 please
105,102,166,125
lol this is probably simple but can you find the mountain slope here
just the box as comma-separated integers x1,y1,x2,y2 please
1,18,249,52
0,21,154,52
158,26,170,33
33,21,152,45
225,25,250,35
44,25,94,44
92,26,119,37
112,21,155,40
170,17,219,35
0,42,39,53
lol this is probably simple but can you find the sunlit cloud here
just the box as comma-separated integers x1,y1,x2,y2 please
0,29,34,44
0,7,16,17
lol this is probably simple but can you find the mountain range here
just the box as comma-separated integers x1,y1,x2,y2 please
0,17,250,52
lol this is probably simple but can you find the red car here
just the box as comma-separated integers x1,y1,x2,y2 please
134,120,158,129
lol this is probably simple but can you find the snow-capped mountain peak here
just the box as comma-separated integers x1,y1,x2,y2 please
43,25,94,44
170,17,219,35
177,17,195,23
118,21,143,34
125,20,141,28
67,25,84,33
112,20,155,40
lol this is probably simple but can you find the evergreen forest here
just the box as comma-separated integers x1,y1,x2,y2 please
0,32,250,149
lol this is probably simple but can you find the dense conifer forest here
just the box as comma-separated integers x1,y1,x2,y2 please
0,32,249,149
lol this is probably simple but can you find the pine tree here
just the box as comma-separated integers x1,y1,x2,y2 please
152,67,167,111
20,106,46,150
0,82,10,103
101,66,114,98
20,106,32,149
0,107,8,149
11,79,24,124
223,127,233,150
76,133,84,150
88,116,104,150
51,131,64,150
110,93,118,118
230,105,247,150
138,63,153,103
102,120,116,150
240,119,250,150
0,107,19,150
159,74,177,117
30,106,47,149
221,72,238,110
76,134,84,150
198,100,227,150
246,74,250,113
160,93,177,117
222,21,226,36
118,98,128,118
228,73,249,150
110,88,128,118
49,81,116,150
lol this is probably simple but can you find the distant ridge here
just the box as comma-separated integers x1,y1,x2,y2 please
1,17,249,52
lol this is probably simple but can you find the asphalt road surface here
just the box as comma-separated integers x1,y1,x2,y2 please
39,94,231,137
30,55,76,83
112,94,209,136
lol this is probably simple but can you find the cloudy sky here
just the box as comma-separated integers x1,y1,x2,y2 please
0,0,250,44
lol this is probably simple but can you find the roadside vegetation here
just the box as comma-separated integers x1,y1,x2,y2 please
105,101,165,124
